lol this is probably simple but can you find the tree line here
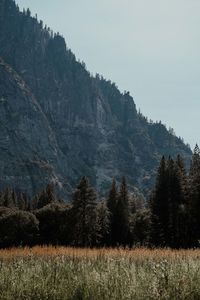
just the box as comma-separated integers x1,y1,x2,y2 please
0,145,200,248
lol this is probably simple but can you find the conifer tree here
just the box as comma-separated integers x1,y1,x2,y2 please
174,155,189,248
96,201,110,246
188,144,200,246
18,193,29,210
71,177,97,247
150,155,188,248
107,179,118,212
0,191,3,206
3,187,15,208
31,194,39,210
150,156,169,246
167,157,186,248
107,178,118,245
37,183,56,209
11,190,17,208
115,177,130,246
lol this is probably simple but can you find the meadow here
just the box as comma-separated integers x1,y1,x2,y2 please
0,247,200,300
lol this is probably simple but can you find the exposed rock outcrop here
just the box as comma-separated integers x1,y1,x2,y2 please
0,0,191,197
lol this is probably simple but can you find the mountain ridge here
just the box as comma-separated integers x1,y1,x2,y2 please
0,0,191,197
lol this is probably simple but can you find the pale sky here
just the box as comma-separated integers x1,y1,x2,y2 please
16,0,200,149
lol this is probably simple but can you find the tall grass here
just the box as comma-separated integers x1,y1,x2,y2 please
0,247,200,299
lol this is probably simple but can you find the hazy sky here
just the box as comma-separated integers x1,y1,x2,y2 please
16,0,200,148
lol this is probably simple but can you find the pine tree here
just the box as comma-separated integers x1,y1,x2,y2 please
0,191,3,206
174,155,189,248
31,194,39,210
2,187,15,208
26,8,31,17
37,183,56,209
188,144,200,246
18,193,29,210
107,178,118,245
167,157,186,248
150,155,188,248
150,156,169,246
115,177,130,246
11,190,17,208
96,201,110,246
71,177,97,247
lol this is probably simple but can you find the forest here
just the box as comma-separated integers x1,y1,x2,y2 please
0,145,199,249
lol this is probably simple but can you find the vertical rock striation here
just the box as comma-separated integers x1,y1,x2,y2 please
0,0,191,197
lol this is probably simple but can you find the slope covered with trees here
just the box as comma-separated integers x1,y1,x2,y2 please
0,0,191,197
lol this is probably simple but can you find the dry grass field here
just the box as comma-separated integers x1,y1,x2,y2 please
0,247,200,299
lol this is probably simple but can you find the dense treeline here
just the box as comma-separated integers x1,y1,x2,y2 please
0,146,200,248
150,145,200,248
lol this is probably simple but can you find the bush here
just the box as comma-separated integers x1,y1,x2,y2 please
0,209,39,247
34,203,71,245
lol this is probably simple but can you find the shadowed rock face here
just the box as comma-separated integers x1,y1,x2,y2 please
0,0,191,197
0,58,67,195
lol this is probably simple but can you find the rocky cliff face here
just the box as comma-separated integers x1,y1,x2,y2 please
0,0,191,197
0,58,68,195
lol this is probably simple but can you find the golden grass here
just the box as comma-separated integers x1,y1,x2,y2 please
0,247,200,299
0,246,200,261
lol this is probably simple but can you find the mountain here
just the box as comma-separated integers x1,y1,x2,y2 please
0,0,191,197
